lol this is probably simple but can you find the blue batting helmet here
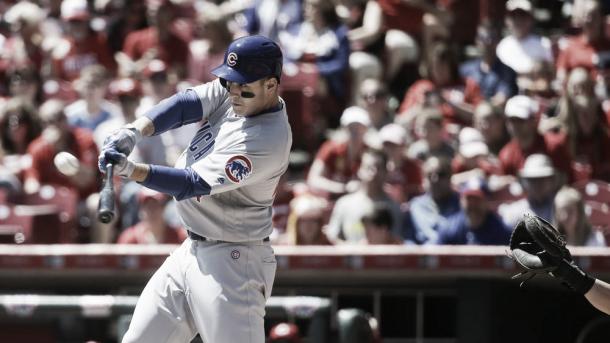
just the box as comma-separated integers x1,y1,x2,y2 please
211,35,283,85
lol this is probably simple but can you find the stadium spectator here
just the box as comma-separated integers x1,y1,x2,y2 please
104,0,148,55
241,0,303,43
6,67,43,106
50,0,116,82
362,202,403,245
399,42,482,126
496,0,553,76
117,188,186,244
433,178,511,245
0,2,46,94
342,0,418,92
459,22,517,107
473,101,509,157
277,193,332,245
379,123,422,204
451,126,502,186
499,153,561,227
556,0,610,84
499,95,572,181
307,106,369,198
554,67,610,182
187,4,234,84
357,78,393,131
64,64,120,131
553,186,606,247
403,156,460,244
23,99,99,200
407,107,454,162
121,0,189,78
0,98,42,190
279,0,351,107
327,149,402,243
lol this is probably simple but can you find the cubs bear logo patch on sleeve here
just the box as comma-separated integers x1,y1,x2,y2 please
225,155,252,183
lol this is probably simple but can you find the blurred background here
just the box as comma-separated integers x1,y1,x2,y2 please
1,0,610,341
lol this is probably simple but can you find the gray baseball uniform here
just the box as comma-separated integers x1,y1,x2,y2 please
122,79,292,343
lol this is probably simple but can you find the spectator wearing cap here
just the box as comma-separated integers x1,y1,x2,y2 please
555,68,610,182
277,193,333,245
499,153,561,227
122,0,190,79
379,123,423,204
402,156,460,244
65,64,121,131
432,178,511,245
307,106,370,198
327,149,402,243
50,0,116,82
117,188,187,244
556,0,610,85
496,0,553,76
187,4,234,84
242,0,303,43
459,22,517,107
499,95,573,181
473,101,509,156
407,107,454,162
362,202,403,245
451,126,501,186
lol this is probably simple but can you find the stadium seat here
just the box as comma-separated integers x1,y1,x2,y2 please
15,185,79,243
0,204,61,243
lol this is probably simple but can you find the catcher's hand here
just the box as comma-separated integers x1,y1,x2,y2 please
508,213,595,294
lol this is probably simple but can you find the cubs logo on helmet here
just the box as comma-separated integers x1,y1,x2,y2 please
225,155,252,183
227,52,238,67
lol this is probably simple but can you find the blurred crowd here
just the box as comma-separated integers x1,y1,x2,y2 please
0,0,610,248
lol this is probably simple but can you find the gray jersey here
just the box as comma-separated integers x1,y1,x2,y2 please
174,80,292,242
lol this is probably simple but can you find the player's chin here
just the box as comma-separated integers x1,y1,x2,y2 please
232,104,246,115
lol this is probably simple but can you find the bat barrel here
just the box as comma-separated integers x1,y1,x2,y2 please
97,163,115,224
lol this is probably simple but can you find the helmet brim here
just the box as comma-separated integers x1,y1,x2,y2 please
211,64,259,84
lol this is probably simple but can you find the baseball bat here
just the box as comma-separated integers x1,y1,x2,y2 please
97,163,115,224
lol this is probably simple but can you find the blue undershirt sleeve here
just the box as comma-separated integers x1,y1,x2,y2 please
144,89,203,135
140,165,211,201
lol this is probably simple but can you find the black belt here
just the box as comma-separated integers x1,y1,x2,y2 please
188,231,269,242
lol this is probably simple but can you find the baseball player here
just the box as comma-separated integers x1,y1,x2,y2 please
98,35,292,342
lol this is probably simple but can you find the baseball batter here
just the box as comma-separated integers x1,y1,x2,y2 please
98,35,292,342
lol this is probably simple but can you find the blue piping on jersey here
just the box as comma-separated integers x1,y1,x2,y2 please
145,90,203,135
140,165,211,201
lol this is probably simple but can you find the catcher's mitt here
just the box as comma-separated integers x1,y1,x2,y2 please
509,213,595,294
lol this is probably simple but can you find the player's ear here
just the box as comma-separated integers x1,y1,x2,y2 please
265,77,278,92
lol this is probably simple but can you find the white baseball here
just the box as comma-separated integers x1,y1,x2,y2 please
53,152,81,176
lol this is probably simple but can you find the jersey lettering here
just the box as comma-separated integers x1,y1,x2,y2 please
189,121,215,161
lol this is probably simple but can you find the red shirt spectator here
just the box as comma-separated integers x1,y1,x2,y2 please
117,188,187,244
51,33,116,82
556,0,610,82
24,100,99,199
315,140,361,184
377,0,425,37
499,132,572,179
123,26,189,72
117,222,187,244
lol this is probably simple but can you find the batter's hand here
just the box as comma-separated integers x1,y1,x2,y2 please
101,126,141,158
98,148,136,177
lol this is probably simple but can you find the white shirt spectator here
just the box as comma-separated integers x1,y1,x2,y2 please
496,34,553,74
